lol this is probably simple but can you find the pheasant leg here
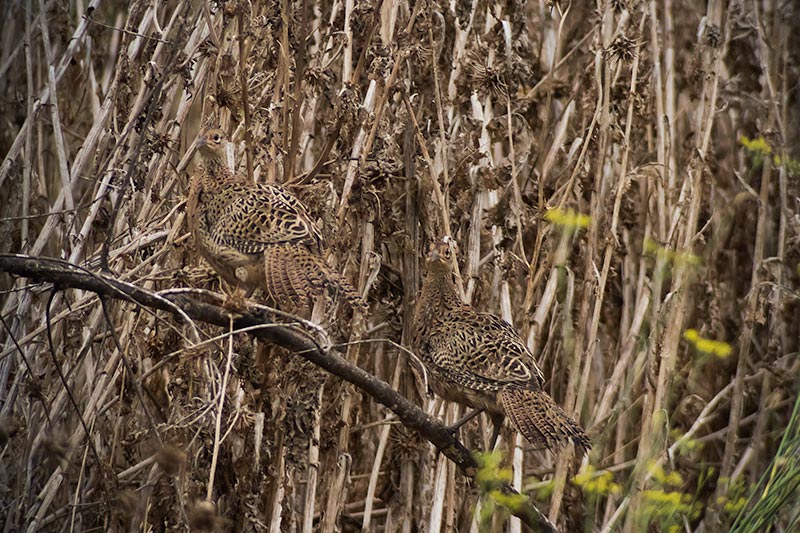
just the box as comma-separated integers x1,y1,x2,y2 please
488,413,504,450
445,408,484,434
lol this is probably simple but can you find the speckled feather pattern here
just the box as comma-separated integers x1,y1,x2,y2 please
201,182,321,255
413,240,590,454
188,127,365,311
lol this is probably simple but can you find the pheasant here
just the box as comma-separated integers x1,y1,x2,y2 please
412,238,590,454
187,126,366,311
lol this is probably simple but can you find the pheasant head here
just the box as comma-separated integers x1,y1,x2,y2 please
193,126,237,188
196,126,227,162
426,237,456,274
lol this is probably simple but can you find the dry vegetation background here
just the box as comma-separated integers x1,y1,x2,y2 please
1,0,799,531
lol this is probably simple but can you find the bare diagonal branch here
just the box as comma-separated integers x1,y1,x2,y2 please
0,253,556,532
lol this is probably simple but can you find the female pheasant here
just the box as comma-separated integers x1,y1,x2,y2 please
187,126,366,311
412,238,590,454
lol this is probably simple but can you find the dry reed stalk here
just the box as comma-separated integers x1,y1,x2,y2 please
361,343,394,531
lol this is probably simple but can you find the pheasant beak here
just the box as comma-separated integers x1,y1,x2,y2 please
196,136,208,147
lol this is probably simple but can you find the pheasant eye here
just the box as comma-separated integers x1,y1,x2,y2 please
212,134,221,142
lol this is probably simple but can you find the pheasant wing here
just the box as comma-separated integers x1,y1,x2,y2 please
207,184,322,253
427,310,544,392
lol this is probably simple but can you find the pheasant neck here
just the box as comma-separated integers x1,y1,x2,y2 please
422,269,463,311
200,156,234,189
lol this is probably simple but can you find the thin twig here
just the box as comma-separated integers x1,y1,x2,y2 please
206,314,235,501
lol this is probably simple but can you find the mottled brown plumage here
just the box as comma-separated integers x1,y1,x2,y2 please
187,126,366,311
412,238,590,454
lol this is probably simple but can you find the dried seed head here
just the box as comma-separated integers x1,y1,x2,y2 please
608,35,637,64
111,490,141,526
214,86,241,120
0,417,20,445
701,22,722,48
469,53,509,97
350,0,374,37
26,376,45,401
188,500,221,531
333,84,362,144
368,44,394,81
155,444,187,475
42,432,70,470
610,0,631,12
389,425,424,460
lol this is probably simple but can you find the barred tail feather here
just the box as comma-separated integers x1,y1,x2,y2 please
264,245,367,312
319,264,368,313
500,389,591,455
263,245,313,307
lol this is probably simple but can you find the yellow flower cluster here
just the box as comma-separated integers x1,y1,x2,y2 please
683,329,733,358
475,450,512,487
669,429,703,453
544,208,591,229
648,461,684,487
716,494,747,515
740,135,800,176
644,238,702,267
641,489,699,516
572,465,621,496
739,135,772,156
473,451,528,525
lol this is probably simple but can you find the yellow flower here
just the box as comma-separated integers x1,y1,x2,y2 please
544,208,591,229
645,240,702,267
739,135,772,156
664,471,684,487
573,465,620,496
683,329,732,358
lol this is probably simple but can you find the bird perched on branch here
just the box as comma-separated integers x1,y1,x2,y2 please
412,238,590,455
187,126,366,312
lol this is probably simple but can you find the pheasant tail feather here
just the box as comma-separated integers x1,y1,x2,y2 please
318,263,368,312
500,389,591,455
264,245,366,311
264,246,303,307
